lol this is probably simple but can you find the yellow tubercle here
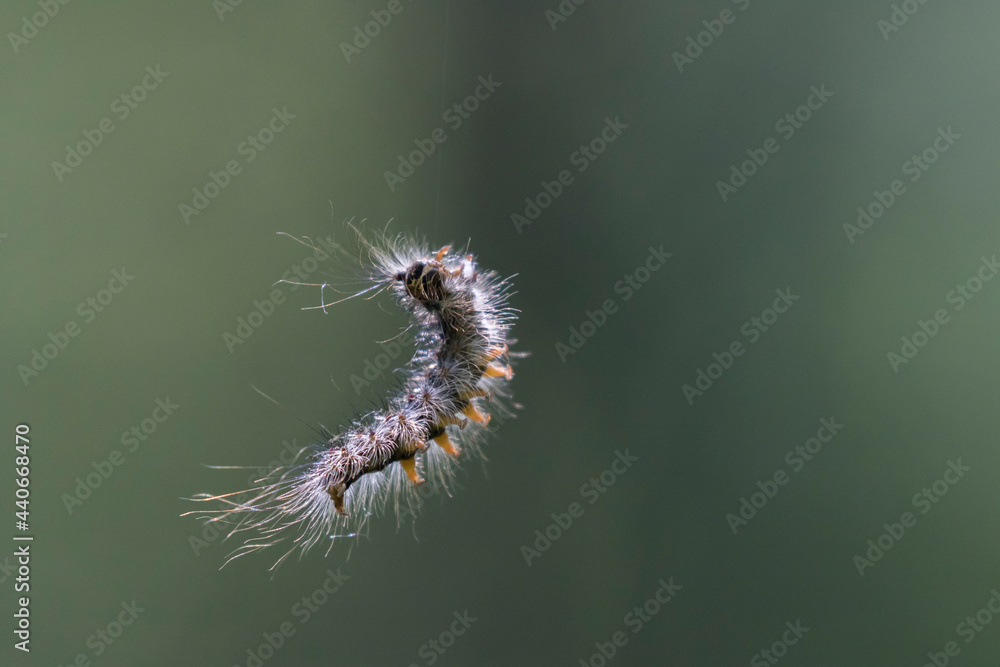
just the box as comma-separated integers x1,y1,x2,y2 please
461,403,491,425
485,363,513,380
433,432,461,458
400,457,424,485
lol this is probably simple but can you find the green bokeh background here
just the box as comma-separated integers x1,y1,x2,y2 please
3,1,1000,665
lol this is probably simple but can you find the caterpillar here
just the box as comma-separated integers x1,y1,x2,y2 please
186,230,520,570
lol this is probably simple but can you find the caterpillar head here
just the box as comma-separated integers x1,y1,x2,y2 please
396,261,444,303
395,246,454,306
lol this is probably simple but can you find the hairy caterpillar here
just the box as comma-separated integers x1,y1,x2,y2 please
186,230,519,570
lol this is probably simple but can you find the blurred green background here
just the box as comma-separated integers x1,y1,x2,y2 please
3,1,1000,665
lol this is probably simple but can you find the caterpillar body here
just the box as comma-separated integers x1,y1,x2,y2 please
188,233,519,570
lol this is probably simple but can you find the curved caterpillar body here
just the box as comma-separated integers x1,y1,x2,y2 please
189,234,519,569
